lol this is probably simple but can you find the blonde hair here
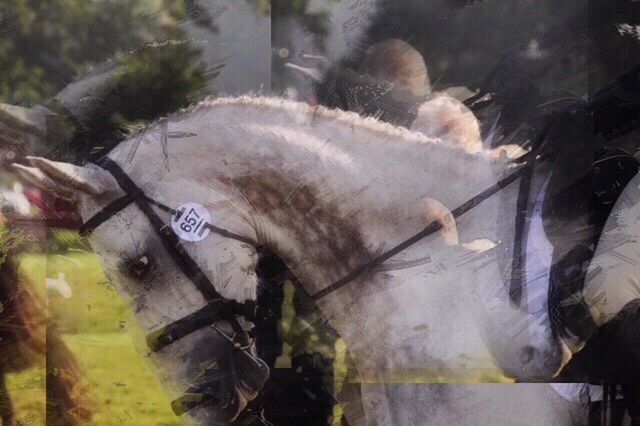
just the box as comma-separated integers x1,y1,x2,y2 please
360,39,431,97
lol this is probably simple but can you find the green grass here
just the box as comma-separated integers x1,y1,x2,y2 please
8,248,509,425
7,251,181,425
63,332,180,425
10,252,345,424
4,366,45,426
20,251,129,334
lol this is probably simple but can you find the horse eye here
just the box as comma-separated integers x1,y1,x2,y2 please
125,255,154,279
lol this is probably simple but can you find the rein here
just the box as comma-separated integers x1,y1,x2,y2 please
310,151,541,302
84,152,542,305
80,150,541,419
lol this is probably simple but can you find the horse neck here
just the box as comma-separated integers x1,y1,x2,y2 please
108,98,506,374
231,166,495,374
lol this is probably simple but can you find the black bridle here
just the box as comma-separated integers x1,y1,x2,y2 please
81,151,540,420
310,149,542,302
79,157,267,416
80,157,258,349
84,152,539,302
84,150,542,305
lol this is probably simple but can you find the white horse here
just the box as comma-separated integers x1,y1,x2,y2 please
16,96,637,424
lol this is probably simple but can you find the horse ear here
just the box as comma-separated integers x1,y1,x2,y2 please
284,53,333,82
421,197,459,246
284,63,322,82
13,156,119,196
11,163,74,198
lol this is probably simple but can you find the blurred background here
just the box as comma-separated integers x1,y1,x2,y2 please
1,0,639,424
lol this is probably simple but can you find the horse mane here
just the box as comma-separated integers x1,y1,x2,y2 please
201,96,442,144
132,95,488,161
108,95,503,230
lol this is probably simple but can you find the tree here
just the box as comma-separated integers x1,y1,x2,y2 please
2,0,192,103
358,0,640,97
0,0,211,160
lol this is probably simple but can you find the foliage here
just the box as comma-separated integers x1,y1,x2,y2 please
361,0,640,94
0,0,193,105
73,42,209,160
47,228,91,252
0,224,30,267
0,0,211,160
249,0,271,16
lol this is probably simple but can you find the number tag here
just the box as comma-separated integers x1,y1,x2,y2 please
171,202,211,242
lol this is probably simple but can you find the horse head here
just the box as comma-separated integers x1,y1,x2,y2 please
14,153,269,424
14,96,596,423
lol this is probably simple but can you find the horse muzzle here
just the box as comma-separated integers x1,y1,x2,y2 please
172,335,270,424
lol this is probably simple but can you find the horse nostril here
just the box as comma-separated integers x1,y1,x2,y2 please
543,348,562,369
518,345,538,365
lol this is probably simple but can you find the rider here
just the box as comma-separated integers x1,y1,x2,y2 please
547,64,640,424
316,39,431,128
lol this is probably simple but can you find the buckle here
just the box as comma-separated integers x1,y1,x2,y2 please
211,323,254,350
